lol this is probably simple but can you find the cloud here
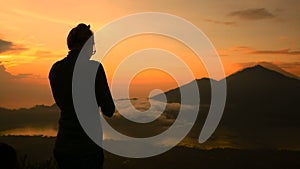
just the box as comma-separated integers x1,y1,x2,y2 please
33,50,63,59
101,99,200,140
0,65,39,79
0,64,53,108
0,39,12,53
219,46,300,56
218,46,300,77
229,8,275,20
277,61,300,69
204,19,236,26
251,48,300,55
0,39,27,54
269,61,300,78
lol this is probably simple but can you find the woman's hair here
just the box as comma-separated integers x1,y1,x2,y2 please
67,23,93,50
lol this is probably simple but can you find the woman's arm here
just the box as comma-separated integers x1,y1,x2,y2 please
95,63,116,117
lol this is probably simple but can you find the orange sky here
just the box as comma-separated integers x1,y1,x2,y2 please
0,0,299,108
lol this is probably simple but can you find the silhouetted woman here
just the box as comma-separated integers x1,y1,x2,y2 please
49,23,115,169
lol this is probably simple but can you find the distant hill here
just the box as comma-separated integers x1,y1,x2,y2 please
152,65,300,149
0,104,59,132
241,62,299,80
151,64,299,105
225,65,299,111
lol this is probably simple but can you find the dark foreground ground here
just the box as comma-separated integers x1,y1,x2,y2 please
1,136,299,169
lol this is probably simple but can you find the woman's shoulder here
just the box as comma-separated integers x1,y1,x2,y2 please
49,57,68,79
89,60,104,71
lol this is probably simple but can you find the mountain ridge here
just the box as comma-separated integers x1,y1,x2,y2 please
151,64,300,104
150,64,300,149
